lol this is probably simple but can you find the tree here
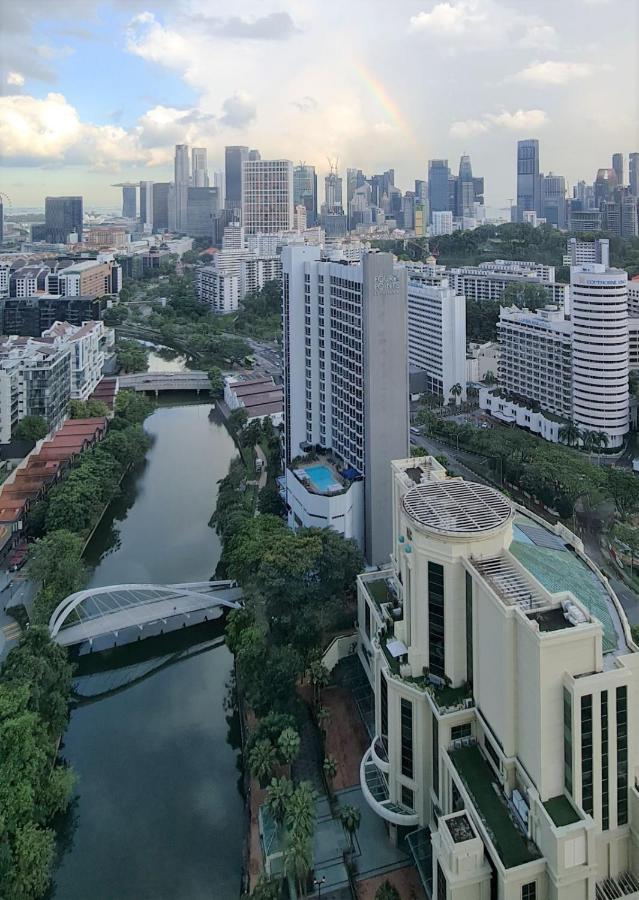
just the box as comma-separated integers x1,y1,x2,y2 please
251,875,281,900
248,739,279,787
283,829,312,899
13,416,48,443
116,340,149,373
483,370,497,386
28,531,85,625
277,727,301,768
264,776,293,826
502,282,549,310
338,804,361,851
323,755,338,787
6,822,56,900
607,467,639,517
228,407,249,436
258,483,286,517
68,399,109,419
114,389,154,424
208,366,224,398
375,880,402,900
285,782,316,838
102,305,128,326
309,658,330,709
558,421,582,448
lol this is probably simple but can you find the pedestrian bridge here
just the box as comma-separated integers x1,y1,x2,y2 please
49,581,242,651
118,372,211,393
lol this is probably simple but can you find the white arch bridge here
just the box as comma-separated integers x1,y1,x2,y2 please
49,581,243,651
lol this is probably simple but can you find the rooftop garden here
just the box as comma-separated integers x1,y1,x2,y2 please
543,796,581,828
450,745,541,868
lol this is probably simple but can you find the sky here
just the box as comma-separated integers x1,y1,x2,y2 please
0,0,637,210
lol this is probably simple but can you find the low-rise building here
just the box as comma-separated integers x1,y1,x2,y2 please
223,375,283,425
357,455,639,900
466,341,500,383
447,263,567,307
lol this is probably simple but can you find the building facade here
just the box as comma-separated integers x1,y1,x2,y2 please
242,159,294,234
44,196,83,243
517,140,541,221
357,455,639,900
225,146,249,218
282,245,409,564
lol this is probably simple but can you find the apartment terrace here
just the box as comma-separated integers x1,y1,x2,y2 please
449,743,541,869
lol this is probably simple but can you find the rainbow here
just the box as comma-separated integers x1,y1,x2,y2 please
351,60,417,145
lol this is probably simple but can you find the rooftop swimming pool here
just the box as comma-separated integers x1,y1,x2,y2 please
304,463,341,493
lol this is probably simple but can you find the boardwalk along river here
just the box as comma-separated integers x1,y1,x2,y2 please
51,401,244,899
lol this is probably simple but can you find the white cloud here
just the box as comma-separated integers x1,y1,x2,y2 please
6,71,25,86
409,2,475,34
409,0,557,49
515,61,595,85
450,108,548,137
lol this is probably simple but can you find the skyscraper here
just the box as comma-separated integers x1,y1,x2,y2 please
629,153,639,197
0,199,3,245
293,164,318,225
174,144,190,232
542,173,567,229
594,168,618,206
191,148,209,187
44,196,83,242
516,139,541,221
213,171,225,210
152,183,171,232
225,146,249,217
324,169,343,210
612,153,624,187
457,155,475,218
139,181,153,228
427,160,450,222
186,187,218,239
241,159,293,234
282,245,409,564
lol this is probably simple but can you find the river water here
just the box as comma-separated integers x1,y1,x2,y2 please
51,403,244,900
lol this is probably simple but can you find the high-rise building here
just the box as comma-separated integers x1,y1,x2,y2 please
191,147,209,187
542,173,567,229
44,196,83,243
630,153,639,197
457,155,475,218
121,185,136,219
357,452,639,900
572,264,628,447
516,139,541,222
567,237,610,267
427,160,451,221
139,181,153,228
324,169,343,211
406,265,467,402
241,159,293,234
174,144,190,232
213,171,225,210
431,211,454,236
248,149,261,161
282,245,409,564
622,196,639,239
186,187,218,239
225,146,249,216
594,168,618,206
0,199,3,244
612,152,624,187
369,170,395,208
293,164,318,225
152,183,171,232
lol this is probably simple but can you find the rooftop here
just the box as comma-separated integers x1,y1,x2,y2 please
543,796,581,828
403,479,513,536
450,744,541,869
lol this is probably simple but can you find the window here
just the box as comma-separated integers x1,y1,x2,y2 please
401,785,414,810
564,689,573,795
465,572,473,687
364,603,370,640
401,698,414,778
428,562,445,678
437,863,447,900
601,692,609,830
380,673,388,745
617,686,628,826
432,712,439,798
581,695,593,815
451,723,472,742
452,782,463,812
484,738,500,772
522,883,536,900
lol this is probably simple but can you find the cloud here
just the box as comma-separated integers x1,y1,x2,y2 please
515,61,596,85
292,96,318,113
192,12,301,41
409,0,557,48
6,72,25,87
450,108,548,137
220,94,256,128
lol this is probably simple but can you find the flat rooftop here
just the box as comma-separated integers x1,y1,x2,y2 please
403,479,513,535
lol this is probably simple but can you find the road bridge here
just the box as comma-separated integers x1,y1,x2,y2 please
118,371,211,393
49,581,242,651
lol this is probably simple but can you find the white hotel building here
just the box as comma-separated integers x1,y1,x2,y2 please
282,245,409,565
480,264,630,449
357,455,639,900
447,262,567,308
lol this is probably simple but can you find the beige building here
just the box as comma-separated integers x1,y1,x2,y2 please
357,457,639,900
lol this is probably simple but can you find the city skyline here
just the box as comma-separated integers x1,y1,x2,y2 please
1,0,637,209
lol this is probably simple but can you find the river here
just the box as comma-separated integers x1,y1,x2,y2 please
51,402,244,900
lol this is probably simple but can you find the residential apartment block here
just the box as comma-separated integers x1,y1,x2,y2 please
242,159,294,234
282,245,409,565
42,320,110,401
196,226,281,313
357,455,639,900
447,262,567,308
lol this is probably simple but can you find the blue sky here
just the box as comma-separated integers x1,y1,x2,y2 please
1,0,637,208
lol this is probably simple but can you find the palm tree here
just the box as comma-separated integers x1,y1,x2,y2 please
264,776,293,827
483,370,497,386
595,430,609,464
251,874,281,900
277,727,300,769
249,739,278,788
316,706,331,735
558,421,581,448
582,430,596,453
285,782,316,838
449,383,463,406
338,804,361,851
375,881,401,900
309,659,329,709
323,755,338,789
283,829,312,899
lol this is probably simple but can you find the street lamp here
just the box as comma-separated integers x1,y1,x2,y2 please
313,875,327,898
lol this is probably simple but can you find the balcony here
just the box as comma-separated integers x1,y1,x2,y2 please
360,743,419,827
449,744,541,869
596,873,639,900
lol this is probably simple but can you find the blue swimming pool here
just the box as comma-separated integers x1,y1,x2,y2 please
305,464,340,492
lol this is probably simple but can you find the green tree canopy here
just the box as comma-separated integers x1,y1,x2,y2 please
13,416,48,443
